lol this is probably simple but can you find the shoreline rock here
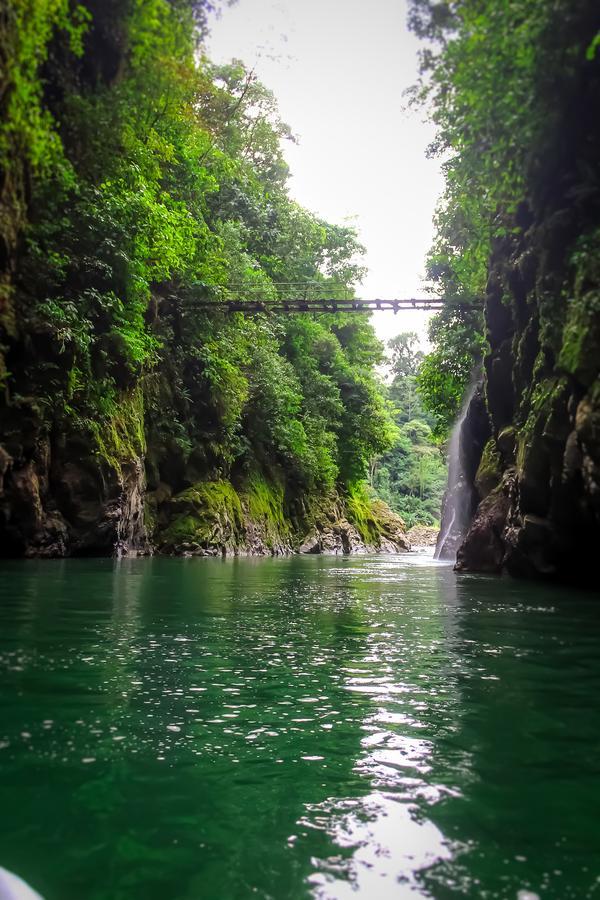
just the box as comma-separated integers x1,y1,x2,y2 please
406,524,439,549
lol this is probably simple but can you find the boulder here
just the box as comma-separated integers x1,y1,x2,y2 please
455,484,510,574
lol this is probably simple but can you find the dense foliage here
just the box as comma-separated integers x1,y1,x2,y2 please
409,0,600,436
372,333,446,528
0,0,394,509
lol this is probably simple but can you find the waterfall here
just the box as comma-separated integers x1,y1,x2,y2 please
434,383,479,561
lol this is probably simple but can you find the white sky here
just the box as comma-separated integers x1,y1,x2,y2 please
206,0,444,347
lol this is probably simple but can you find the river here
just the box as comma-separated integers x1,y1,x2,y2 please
0,554,598,899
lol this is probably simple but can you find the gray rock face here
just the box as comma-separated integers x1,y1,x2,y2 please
454,263,600,585
455,480,511,574
453,234,600,584
406,525,439,548
298,519,366,555
299,510,410,556
0,435,150,558
114,458,151,558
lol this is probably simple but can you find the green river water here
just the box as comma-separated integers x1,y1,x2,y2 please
0,554,599,900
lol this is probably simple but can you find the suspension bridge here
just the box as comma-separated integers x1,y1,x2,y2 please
190,297,444,313
178,283,451,314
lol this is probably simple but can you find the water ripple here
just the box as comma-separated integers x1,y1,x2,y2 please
0,555,598,900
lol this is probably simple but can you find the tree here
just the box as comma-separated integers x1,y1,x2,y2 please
388,332,424,377
371,331,446,526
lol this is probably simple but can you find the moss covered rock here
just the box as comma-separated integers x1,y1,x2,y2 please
475,439,502,499
158,481,245,554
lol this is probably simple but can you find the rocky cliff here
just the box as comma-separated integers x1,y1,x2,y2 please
452,48,600,584
0,382,408,558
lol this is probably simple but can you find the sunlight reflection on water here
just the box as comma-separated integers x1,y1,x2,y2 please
305,556,457,897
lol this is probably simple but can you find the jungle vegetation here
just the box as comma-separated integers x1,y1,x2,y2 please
1,0,397,518
372,332,446,529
